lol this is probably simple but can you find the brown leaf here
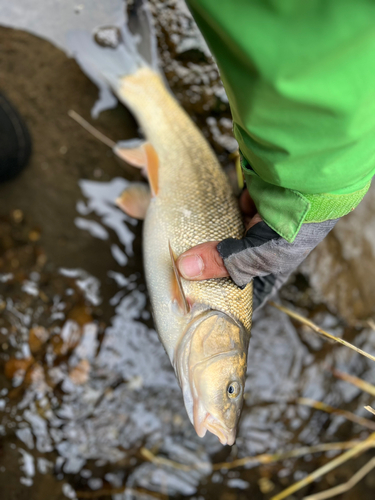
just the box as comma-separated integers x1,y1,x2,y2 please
69,359,90,385
4,357,34,379
68,304,93,327
24,362,45,386
29,326,49,354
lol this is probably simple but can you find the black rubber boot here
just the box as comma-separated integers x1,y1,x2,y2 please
0,93,32,182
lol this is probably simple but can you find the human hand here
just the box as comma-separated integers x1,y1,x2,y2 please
176,190,338,310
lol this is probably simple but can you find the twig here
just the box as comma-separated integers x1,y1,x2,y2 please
365,406,375,416
297,398,375,431
140,447,196,472
141,442,360,473
212,441,360,470
303,456,375,500
68,109,116,148
270,432,375,500
331,368,375,397
76,486,166,499
75,487,125,499
269,302,375,363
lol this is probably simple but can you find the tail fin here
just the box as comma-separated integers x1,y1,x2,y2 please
66,0,158,117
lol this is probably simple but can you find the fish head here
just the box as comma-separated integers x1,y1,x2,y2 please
192,347,247,446
175,311,249,446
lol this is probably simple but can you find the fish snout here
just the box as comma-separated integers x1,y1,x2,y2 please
205,414,237,446
194,404,236,445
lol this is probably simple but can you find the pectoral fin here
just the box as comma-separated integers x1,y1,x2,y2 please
169,241,190,315
114,141,159,196
67,114,158,188
115,183,151,220
114,139,148,167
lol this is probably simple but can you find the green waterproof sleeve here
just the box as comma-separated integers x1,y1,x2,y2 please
186,0,375,240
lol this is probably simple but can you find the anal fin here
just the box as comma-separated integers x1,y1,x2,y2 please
115,141,159,197
169,241,190,315
115,183,151,220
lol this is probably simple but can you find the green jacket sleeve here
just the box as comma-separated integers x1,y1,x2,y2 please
186,0,375,241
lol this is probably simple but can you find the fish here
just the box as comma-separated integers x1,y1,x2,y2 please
69,0,253,445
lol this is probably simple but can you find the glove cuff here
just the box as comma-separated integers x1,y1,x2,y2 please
217,221,279,259
218,219,338,288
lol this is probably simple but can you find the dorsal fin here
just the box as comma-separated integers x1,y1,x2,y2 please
169,241,190,315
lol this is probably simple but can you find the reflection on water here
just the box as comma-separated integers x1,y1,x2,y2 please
78,178,135,259
1,176,375,498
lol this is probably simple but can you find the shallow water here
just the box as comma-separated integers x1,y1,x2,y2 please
1,2,375,499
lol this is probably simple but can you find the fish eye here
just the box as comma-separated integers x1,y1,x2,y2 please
227,381,240,399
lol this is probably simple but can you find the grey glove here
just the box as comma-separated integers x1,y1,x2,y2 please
217,219,338,310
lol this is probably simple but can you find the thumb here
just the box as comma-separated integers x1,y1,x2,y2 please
176,241,229,280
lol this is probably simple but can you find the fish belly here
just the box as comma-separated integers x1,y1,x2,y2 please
121,68,252,357
143,156,253,360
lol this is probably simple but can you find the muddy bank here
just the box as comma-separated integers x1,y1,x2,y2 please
0,26,142,267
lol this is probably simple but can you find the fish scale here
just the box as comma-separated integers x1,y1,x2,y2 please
119,68,252,342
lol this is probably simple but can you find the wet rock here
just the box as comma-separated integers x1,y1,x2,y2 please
53,321,82,356
15,427,34,450
28,326,49,354
24,362,45,387
94,26,121,49
301,182,375,324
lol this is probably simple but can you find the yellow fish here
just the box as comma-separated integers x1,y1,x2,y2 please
70,2,252,445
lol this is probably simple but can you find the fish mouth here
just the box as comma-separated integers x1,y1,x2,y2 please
194,408,236,446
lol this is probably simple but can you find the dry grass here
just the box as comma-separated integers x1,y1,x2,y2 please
365,406,375,417
139,303,375,500
68,110,115,148
303,457,375,500
269,302,375,363
270,433,375,500
296,397,375,431
140,440,361,472
269,302,375,499
331,368,375,397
